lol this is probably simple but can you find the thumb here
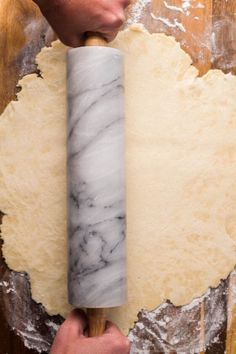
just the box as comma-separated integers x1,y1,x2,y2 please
59,309,87,339
104,321,123,336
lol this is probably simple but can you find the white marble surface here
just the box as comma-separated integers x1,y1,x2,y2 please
67,47,127,308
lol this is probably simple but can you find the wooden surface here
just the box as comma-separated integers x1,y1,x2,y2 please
0,240,37,354
0,313,35,354
1,0,236,353
151,0,212,75
0,0,38,112
0,0,54,114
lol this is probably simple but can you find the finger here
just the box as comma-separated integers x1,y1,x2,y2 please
102,9,126,29
113,11,126,28
102,32,118,42
103,322,131,354
104,321,123,335
59,309,87,340
68,309,88,334
58,33,83,48
98,28,120,42
69,35,84,48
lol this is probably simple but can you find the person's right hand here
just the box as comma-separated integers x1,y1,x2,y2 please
50,310,131,354
34,0,130,47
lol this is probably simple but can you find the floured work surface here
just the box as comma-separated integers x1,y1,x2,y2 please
1,24,236,353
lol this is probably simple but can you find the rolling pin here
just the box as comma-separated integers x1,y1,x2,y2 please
67,33,127,336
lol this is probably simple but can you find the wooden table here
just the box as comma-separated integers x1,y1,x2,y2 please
1,0,236,353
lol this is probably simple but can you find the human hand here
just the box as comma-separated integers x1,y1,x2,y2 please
50,310,131,354
34,0,130,47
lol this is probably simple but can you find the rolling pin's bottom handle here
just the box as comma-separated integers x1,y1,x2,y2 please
87,308,107,337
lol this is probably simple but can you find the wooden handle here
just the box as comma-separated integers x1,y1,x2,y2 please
85,33,107,47
87,308,107,337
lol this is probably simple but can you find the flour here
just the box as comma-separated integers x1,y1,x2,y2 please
0,270,63,353
150,13,186,32
163,1,184,14
127,0,151,24
129,280,228,354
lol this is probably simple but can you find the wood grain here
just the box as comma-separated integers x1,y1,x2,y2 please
151,0,212,75
0,0,54,114
212,0,236,73
226,270,236,354
0,0,37,112
0,311,35,354
199,302,206,354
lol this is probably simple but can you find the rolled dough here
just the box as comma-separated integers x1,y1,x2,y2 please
1,25,236,333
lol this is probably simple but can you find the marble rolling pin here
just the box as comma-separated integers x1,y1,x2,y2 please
67,34,127,336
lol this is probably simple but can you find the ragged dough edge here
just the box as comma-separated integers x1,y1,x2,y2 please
0,25,236,334
0,40,72,317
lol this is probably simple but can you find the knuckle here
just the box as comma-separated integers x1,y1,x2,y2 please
115,12,126,26
107,12,125,28
59,35,81,47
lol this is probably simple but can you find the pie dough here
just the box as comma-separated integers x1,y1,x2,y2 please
1,25,236,333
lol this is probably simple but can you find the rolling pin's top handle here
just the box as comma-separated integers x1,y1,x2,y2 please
85,32,108,47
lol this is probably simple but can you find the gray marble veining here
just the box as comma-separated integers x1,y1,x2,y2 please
67,47,127,308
